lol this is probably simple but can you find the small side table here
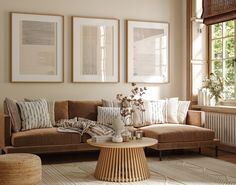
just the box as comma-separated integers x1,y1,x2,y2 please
87,137,157,182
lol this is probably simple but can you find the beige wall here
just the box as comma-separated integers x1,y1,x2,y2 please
0,0,187,111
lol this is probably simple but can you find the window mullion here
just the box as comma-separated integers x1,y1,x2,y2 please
222,22,226,79
234,20,236,99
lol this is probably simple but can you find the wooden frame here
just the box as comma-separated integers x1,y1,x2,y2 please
126,20,169,83
11,12,64,82
187,0,209,105
72,16,119,83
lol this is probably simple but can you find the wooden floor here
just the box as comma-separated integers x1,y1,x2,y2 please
198,147,236,163
39,148,236,165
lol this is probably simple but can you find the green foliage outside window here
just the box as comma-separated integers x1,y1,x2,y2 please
211,20,235,99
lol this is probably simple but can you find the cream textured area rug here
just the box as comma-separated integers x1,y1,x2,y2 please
42,155,236,185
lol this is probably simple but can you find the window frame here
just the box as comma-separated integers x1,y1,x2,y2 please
209,20,236,100
187,0,236,105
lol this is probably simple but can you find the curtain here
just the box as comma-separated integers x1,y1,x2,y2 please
202,0,236,25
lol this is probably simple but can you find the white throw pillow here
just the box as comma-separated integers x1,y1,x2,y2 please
17,99,52,131
166,97,179,123
177,101,191,124
97,106,120,126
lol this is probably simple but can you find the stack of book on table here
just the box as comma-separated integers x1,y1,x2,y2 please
92,135,112,142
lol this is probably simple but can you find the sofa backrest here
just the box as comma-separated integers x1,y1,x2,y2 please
54,100,102,122
54,101,69,122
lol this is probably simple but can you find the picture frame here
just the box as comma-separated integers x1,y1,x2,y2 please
11,12,64,82
126,20,169,83
72,16,119,82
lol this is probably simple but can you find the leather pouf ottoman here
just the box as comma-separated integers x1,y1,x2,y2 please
0,153,42,185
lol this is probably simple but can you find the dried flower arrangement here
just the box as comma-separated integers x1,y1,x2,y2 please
116,83,147,125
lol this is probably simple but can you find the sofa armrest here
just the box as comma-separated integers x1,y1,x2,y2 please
0,113,11,148
186,110,205,127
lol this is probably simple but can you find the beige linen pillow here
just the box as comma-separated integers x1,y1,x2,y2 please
4,98,22,132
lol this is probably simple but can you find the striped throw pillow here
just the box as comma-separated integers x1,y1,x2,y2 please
149,100,167,124
17,99,52,131
24,98,55,126
97,106,120,126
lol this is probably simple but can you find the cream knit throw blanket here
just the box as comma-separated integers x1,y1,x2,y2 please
56,117,114,136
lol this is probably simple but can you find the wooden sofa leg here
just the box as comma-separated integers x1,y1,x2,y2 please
159,150,162,161
215,146,218,157
198,147,201,154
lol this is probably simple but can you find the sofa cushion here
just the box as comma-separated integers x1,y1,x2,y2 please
166,98,179,123
97,106,120,125
147,100,166,124
55,101,69,121
177,101,191,124
4,98,22,132
11,128,86,147
141,124,215,143
17,99,52,131
68,101,102,121
102,99,121,107
25,98,56,126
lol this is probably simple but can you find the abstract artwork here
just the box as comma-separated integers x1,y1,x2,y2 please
11,12,64,82
72,17,119,82
127,20,169,83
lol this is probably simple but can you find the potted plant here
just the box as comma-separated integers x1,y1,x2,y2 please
202,73,224,105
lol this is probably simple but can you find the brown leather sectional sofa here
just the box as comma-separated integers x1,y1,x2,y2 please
0,100,219,160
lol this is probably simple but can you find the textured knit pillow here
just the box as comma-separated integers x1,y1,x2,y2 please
17,99,52,131
4,98,22,132
97,106,120,126
177,101,191,124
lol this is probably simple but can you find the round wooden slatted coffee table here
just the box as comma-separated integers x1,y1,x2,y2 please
87,137,157,182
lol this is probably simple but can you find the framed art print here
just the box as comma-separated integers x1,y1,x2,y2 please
126,20,169,83
11,12,64,82
72,16,119,82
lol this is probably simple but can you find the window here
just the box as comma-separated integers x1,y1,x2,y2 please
188,0,236,104
210,20,236,99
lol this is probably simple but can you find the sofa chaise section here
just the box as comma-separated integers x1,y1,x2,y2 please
141,110,219,160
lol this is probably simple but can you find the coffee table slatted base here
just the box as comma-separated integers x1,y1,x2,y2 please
94,147,150,182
